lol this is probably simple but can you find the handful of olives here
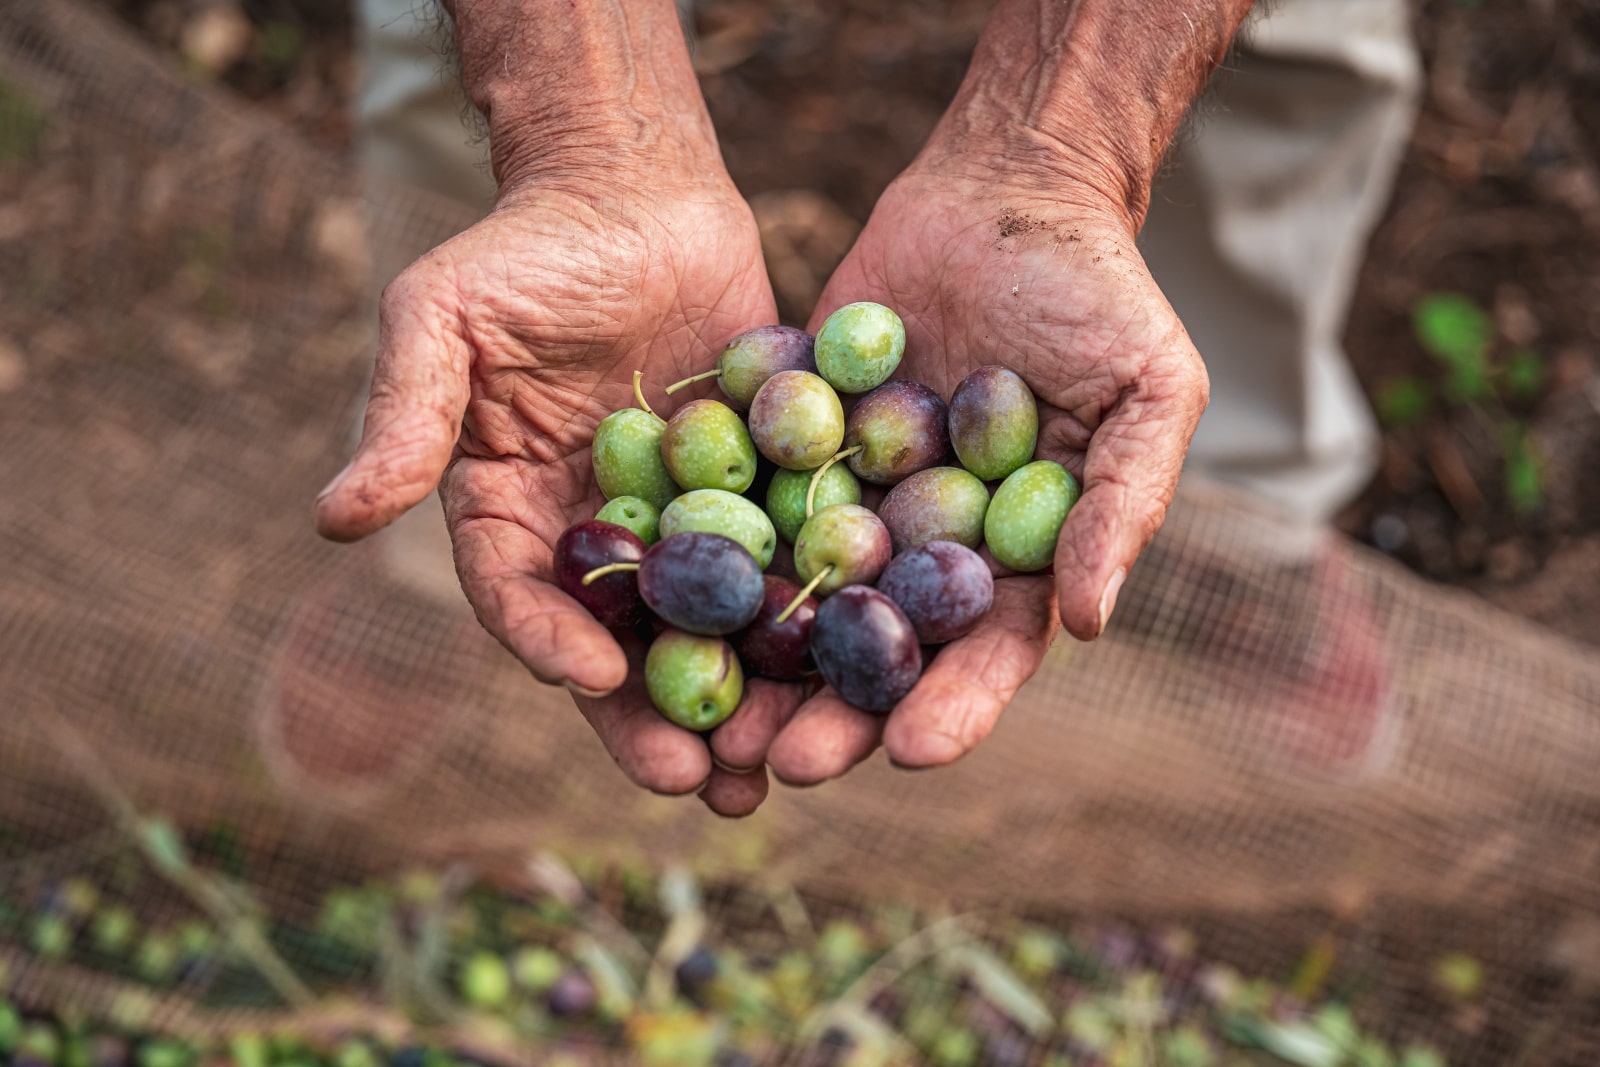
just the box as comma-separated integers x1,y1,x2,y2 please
555,302,1079,729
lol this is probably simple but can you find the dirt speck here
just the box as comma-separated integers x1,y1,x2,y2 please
997,208,1042,241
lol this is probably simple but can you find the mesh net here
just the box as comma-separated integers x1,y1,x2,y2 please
3,3,1600,1065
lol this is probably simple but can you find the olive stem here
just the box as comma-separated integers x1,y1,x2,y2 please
632,370,657,418
663,367,722,396
806,446,863,518
775,565,832,625
582,562,640,586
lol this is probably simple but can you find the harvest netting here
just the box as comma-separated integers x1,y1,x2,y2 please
2,3,1600,1066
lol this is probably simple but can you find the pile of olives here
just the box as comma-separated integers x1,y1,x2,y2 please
554,302,1079,727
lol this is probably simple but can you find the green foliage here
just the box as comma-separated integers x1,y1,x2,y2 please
1413,292,1493,401
137,1038,197,1067
1376,378,1431,429
1312,1003,1361,1049
19,1021,62,1063
1403,293,1550,522
1010,926,1065,981
227,1033,269,1067
332,1040,381,1067
1501,424,1543,516
1222,1017,1343,1067
948,943,1053,1037
1503,347,1546,400
1356,1037,1399,1067
1289,934,1337,1001
513,945,566,993
198,821,249,879
92,904,139,955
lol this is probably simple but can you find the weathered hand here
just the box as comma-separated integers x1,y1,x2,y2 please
756,167,1210,785
314,178,792,817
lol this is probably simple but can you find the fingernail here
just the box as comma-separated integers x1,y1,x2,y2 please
1097,567,1126,636
564,679,613,700
315,460,355,503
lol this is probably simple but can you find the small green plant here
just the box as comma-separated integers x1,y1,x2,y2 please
1503,347,1545,400
1376,377,1431,429
1412,292,1493,403
1391,291,1547,516
1502,423,1543,517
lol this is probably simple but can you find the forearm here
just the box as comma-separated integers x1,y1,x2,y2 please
439,0,721,191
927,0,1257,226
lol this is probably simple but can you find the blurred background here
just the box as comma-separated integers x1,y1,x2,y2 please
1,1,1598,1065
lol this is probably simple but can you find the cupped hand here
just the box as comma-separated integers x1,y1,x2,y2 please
754,167,1210,786
314,176,796,817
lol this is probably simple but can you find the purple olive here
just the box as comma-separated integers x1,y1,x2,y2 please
876,541,994,644
638,532,765,635
717,325,817,409
748,370,846,470
877,466,989,554
546,969,598,1016
553,520,647,629
844,380,950,486
733,576,817,680
947,365,1039,481
809,586,922,713
793,504,892,598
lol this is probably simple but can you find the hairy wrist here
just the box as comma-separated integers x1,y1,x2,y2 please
439,0,725,195
922,0,1256,229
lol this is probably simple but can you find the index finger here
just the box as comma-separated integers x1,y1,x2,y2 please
444,461,716,796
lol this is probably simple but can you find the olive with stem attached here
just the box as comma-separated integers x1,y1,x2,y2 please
780,504,891,622
766,463,861,544
734,576,818,680
582,532,764,635
591,371,680,508
553,520,648,629
663,325,816,410
843,379,949,485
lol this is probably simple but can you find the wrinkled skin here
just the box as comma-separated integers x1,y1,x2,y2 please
758,164,1209,786
314,178,793,818
316,154,1207,819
